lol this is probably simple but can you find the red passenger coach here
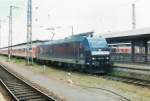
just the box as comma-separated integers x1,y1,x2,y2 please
12,47,26,57
32,46,38,58
0,40,45,59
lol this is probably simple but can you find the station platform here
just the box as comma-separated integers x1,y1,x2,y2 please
0,61,123,101
114,63,150,71
113,63,150,82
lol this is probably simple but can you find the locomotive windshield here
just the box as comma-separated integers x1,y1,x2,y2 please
88,38,108,49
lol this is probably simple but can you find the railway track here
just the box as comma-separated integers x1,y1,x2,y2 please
69,65,150,88
103,75,150,88
0,64,56,101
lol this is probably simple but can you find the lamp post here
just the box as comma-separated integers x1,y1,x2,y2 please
8,5,19,61
132,3,136,29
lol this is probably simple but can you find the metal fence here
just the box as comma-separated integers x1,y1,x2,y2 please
110,53,150,63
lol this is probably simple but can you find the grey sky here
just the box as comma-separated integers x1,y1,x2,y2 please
0,0,150,47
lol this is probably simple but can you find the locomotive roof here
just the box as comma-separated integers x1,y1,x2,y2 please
101,27,150,38
42,36,88,45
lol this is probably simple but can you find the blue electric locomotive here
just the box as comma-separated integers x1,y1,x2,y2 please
37,36,111,73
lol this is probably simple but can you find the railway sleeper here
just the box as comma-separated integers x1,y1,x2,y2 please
10,88,34,92
32,98,49,101
9,87,31,90
131,82,150,87
7,84,26,88
7,85,29,89
145,84,150,86
5,82,23,85
127,80,135,82
118,79,128,82
18,95,44,101
132,81,141,84
5,81,23,84
6,84,27,87
13,90,35,95
15,92,40,98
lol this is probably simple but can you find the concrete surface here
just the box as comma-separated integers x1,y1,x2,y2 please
0,92,6,101
114,63,150,70
0,61,124,101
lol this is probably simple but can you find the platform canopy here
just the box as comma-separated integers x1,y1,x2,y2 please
100,28,150,43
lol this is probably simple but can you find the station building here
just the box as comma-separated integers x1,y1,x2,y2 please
101,28,150,63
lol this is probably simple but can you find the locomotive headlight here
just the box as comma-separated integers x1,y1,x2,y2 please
86,62,90,65
106,57,109,59
92,57,95,60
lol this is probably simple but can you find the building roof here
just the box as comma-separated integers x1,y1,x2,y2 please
100,28,150,43
101,27,150,38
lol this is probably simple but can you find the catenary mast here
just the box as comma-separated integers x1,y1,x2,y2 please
26,0,33,65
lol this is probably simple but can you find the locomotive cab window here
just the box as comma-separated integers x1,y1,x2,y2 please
87,38,108,49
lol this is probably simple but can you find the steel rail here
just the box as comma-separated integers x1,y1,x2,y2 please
0,64,56,101
0,79,19,101
103,75,150,88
